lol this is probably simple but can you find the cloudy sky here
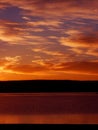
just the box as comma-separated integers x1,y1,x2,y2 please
0,0,98,80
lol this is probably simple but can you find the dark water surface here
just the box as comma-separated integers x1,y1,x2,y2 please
0,92,98,124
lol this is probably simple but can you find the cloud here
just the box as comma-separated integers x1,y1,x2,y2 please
0,20,25,43
1,56,98,76
0,0,98,80
0,56,21,72
0,0,98,20
0,2,8,9
0,56,20,66
5,64,47,74
27,20,62,27
0,56,98,80
22,0,98,19
59,32,98,48
33,48,64,56
59,29,98,61
31,28,44,32
32,45,79,63
0,1,98,46
0,20,48,45
0,56,49,75
54,61,98,75
86,49,98,57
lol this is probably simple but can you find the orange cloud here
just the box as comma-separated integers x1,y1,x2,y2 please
59,29,98,61
0,2,7,9
60,31,98,48
0,56,21,72
0,20,25,43
0,56,98,80
0,56,20,65
1,57,98,76
33,48,64,56
0,56,50,75
27,20,62,27
0,20,48,45
87,49,98,57
22,0,98,20
0,0,98,20
5,64,47,74
54,62,98,75
0,0,98,81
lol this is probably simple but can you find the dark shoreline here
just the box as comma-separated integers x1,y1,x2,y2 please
0,80,98,92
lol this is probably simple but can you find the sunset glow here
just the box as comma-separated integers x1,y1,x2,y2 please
0,0,98,80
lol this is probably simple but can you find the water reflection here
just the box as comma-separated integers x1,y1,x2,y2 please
0,114,98,124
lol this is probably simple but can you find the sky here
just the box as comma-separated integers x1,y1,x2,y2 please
0,0,98,80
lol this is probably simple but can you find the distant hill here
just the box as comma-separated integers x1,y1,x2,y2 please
0,80,98,92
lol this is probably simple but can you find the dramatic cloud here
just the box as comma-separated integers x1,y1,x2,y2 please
0,20,49,45
0,0,98,80
0,56,98,80
33,48,64,56
1,56,98,76
87,49,98,57
54,62,98,75
0,56,50,75
27,20,62,27
0,0,98,19
5,64,47,74
0,56,20,66
0,20,25,43
60,31,98,48
0,56,21,73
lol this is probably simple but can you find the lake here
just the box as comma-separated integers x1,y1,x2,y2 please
0,92,97,124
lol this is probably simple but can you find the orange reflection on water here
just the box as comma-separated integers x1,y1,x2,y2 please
0,114,98,124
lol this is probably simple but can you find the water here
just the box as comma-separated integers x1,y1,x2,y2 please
0,92,97,124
